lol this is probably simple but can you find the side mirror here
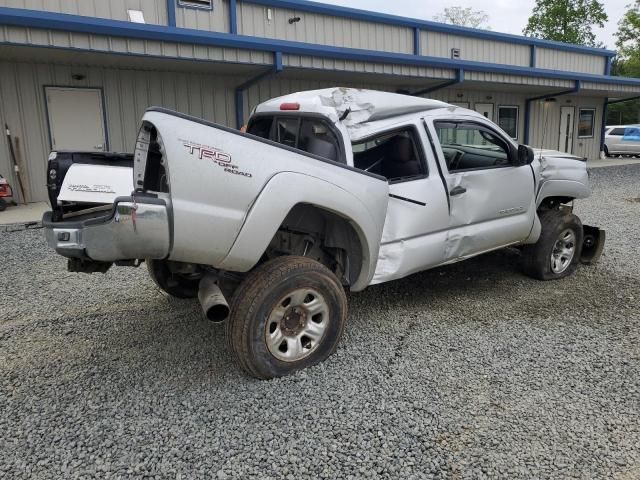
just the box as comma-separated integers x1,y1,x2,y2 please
517,144,535,166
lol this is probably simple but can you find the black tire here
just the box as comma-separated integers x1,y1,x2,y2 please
603,145,609,157
0,198,7,212
226,256,348,379
522,209,583,281
146,259,200,298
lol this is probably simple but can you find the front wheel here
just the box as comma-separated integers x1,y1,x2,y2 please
522,209,584,280
226,256,347,379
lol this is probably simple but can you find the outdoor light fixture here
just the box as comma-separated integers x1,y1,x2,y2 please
288,16,301,24
71,74,86,81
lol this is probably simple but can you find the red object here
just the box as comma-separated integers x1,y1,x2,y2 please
280,102,301,111
0,177,12,198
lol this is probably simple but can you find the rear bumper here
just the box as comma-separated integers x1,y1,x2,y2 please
43,196,170,262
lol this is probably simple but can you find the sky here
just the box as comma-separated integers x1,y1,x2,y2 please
319,0,629,49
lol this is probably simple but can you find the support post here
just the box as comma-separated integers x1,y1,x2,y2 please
413,27,421,56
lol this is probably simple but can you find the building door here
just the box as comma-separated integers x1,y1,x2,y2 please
558,106,575,153
474,103,494,121
45,87,107,152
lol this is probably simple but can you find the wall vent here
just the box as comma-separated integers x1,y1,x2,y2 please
451,48,461,59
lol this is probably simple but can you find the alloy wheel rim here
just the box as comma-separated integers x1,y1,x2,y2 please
265,288,329,362
551,229,577,274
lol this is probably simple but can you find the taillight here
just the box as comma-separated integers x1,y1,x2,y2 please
280,102,300,111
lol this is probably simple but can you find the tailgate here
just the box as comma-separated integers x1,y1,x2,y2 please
47,151,133,220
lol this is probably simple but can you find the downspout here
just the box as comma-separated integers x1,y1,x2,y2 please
166,0,176,27
524,80,581,145
411,68,464,97
235,51,284,129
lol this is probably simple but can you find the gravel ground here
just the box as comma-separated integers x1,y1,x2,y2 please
1,165,639,480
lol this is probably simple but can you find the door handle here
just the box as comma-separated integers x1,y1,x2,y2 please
450,186,467,196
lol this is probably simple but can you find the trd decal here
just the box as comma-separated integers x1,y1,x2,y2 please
180,139,252,178
181,141,232,164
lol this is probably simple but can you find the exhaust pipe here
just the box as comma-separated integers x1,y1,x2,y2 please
198,274,230,323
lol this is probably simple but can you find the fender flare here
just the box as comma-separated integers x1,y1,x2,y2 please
218,172,387,291
536,180,590,208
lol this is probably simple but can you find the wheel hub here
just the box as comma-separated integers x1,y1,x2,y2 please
281,306,307,335
264,288,330,363
551,228,577,274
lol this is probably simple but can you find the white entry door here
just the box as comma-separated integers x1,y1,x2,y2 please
559,106,575,154
474,103,494,121
46,87,107,151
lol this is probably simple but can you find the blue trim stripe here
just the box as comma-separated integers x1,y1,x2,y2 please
166,0,176,27
241,0,616,57
1,7,637,87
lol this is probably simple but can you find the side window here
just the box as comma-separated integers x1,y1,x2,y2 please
353,128,426,182
247,117,273,140
610,128,626,136
298,119,340,162
434,122,511,172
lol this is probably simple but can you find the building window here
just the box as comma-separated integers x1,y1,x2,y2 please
578,109,596,138
497,106,519,140
178,0,213,10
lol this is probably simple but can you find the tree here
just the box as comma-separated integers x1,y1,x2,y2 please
608,2,640,125
615,0,640,77
523,0,608,47
433,7,490,29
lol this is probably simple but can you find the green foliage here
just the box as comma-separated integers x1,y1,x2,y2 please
615,0,640,77
523,0,608,47
433,7,490,29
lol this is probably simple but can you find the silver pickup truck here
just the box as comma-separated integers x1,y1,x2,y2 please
43,88,605,379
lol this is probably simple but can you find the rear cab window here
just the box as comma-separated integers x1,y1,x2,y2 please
247,115,343,163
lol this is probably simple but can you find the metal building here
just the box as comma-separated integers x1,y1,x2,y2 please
1,0,639,203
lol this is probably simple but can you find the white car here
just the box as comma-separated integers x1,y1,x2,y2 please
604,125,640,157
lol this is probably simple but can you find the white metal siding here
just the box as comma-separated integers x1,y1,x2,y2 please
0,25,273,65
465,71,574,88
176,0,230,32
528,95,603,159
422,31,530,67
238,3,413,54
0,0,168,24
0,60,239,202
283,54,455,79
537,48,606,76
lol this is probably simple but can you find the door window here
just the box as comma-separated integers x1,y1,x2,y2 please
434,122,511,172
352,128,426,182
497,106,519,140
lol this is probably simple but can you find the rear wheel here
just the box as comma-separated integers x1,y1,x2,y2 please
522,209,583,280
226,256,347,379
146,259,200,298
0,198,6,212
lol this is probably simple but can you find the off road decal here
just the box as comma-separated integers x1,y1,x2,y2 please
181,140,253,178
